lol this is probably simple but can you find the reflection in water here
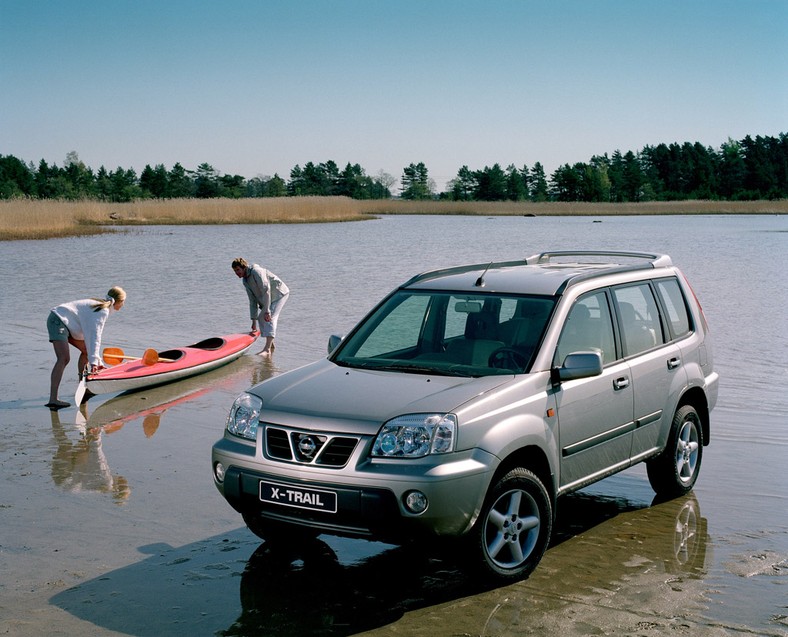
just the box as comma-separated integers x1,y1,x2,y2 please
50,410,130,504
84,354,277,435
51,356,277,505
84,385,211,437
48,493,711,637
221,494,709,636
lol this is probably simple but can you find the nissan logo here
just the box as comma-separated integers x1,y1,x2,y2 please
297,435,318,458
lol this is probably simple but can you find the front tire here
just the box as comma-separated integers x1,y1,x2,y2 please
469,468,552,583
647,405,703,497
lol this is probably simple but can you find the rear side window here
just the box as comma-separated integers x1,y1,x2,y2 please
613,284,665,356
655,278,692,338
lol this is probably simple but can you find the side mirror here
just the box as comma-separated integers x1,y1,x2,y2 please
327,334,343,355
555,351,603,382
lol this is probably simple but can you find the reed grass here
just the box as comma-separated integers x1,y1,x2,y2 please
359,199,788,216
1,197,785,241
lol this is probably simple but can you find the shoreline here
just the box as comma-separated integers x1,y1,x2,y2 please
1,196,786,241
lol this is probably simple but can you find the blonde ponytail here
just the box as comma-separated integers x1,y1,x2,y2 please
92,286,126,312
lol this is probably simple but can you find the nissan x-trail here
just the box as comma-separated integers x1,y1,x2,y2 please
212,250,718,582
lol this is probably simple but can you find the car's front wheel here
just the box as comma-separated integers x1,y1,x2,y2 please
647,404,703,497
469,467,552,583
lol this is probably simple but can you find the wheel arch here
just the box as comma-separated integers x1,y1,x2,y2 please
492,445,556,513
677,386,710,446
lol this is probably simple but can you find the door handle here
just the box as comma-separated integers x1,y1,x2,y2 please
667,357,681,370
614,377,630,390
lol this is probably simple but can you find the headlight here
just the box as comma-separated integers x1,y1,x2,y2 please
371,413,456,458
226,393,262,440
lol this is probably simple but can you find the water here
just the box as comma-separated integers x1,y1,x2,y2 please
1,214,786,636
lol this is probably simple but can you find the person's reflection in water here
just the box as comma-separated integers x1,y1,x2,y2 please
50,410,130,504
250,357,277,387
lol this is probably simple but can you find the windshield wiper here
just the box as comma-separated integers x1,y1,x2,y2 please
383,362,474,377
366,362,435,374
337,359,474,377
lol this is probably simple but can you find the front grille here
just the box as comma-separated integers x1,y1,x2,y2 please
264,425,359,468
319,437,359,466
265,428,290,459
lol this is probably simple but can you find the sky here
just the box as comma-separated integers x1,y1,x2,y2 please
2,0,786,192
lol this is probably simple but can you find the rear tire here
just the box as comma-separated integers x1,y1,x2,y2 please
647,405,703,497
469,467,552,583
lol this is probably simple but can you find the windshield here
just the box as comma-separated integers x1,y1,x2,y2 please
332,290,555,376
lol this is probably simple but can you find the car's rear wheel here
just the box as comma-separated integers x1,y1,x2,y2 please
469,467,552,583
647,405,703,497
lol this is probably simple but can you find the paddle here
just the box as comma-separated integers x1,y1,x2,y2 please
74,365,88,406
102,346,174,366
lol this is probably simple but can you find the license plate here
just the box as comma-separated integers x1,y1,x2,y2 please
259,480,338,513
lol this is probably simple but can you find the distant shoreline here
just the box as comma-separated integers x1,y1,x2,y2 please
1,197,786,241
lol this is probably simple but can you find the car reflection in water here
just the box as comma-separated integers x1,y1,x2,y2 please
50,490,709,636
222,492,710,636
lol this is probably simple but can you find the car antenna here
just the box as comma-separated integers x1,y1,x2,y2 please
475,262,493,287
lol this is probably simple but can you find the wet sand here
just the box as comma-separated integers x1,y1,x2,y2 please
2,216,786,636
2,357,785,636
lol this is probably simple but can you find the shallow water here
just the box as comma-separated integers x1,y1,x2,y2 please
1,214,786,636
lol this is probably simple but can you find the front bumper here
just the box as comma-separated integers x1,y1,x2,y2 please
212,435,497,542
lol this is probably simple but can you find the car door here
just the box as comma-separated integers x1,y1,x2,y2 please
612,283,683,461
554,290,635,490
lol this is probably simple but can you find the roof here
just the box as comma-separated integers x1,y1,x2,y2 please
402,251,673,297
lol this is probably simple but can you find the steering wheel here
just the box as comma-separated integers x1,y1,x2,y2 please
489,347,528,370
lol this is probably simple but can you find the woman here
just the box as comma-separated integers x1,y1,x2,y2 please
231,258,289,356
47,286,126,409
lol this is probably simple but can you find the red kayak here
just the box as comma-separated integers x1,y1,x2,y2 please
85,332,258,396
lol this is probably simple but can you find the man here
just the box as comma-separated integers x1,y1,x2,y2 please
231,257,289,356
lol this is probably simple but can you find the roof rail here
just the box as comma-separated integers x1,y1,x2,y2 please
402,259,527,287
524,251,672,268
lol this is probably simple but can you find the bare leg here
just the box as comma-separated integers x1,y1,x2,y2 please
69,337,88,378
49,340,71,405
258,295,286,356
258,336,275,356
77,352,88,377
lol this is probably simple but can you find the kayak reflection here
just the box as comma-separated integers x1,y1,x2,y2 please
83,353,276,435
223,493,709,636
84,384,212,437
49,357,275,506
50,409,130,504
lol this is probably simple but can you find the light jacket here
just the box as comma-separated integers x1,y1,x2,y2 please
243,264,289,319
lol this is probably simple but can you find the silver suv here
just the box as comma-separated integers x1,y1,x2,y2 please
212,251,718,582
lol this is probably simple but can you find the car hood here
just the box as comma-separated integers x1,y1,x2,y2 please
248,358,513,433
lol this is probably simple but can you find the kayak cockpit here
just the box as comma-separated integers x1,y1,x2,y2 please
157,349,186,361
188,337,225,350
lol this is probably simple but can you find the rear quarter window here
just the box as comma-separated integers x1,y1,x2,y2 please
655,278,692,339
612,284,665,356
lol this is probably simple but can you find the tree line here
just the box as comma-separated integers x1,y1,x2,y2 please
1,133,785,203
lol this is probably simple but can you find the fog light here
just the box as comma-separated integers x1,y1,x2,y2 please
214,462,226,483
403,490,428,514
